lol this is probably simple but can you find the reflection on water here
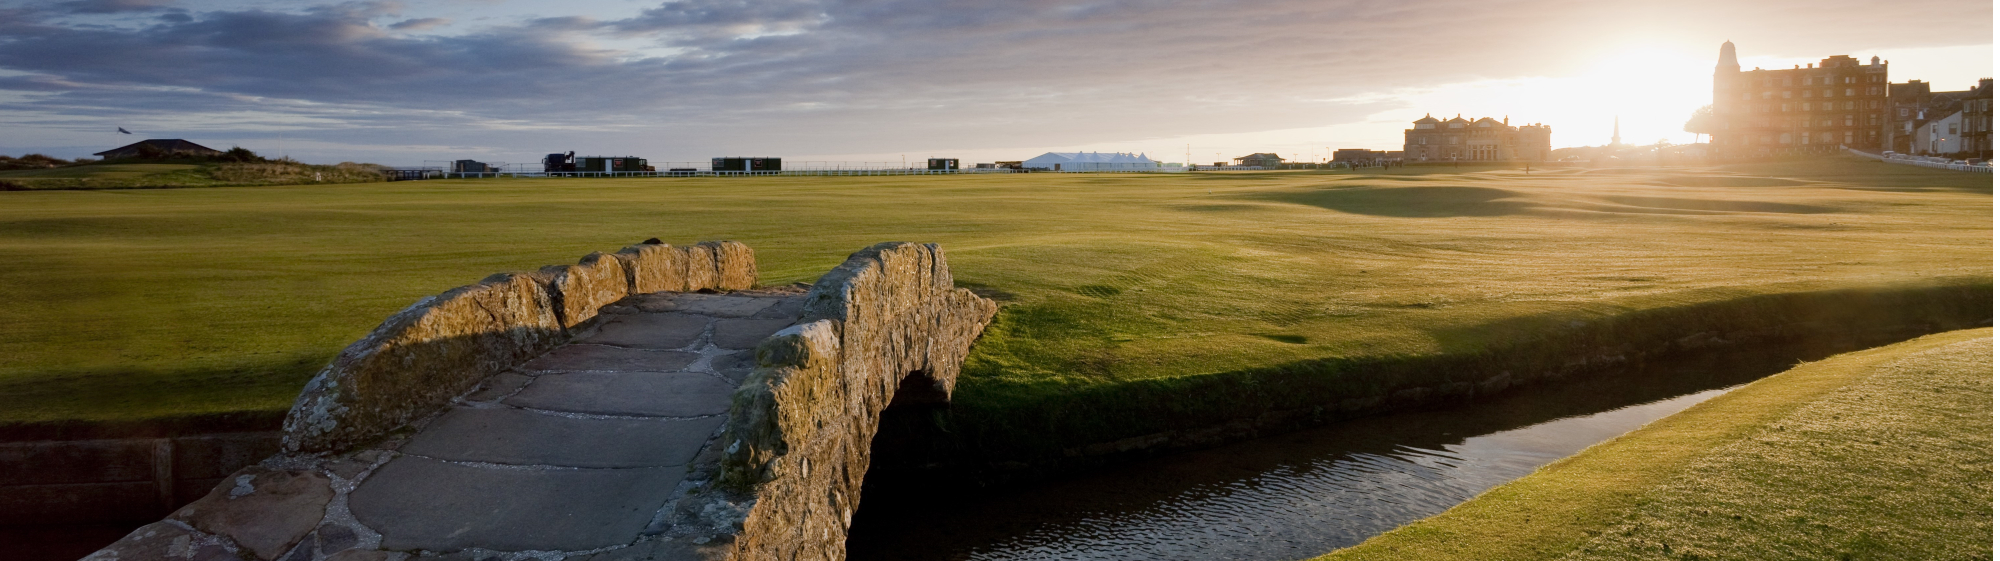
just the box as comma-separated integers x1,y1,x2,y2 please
846,337,1897,561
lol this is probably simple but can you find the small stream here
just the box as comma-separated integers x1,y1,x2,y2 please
845,335,1900,561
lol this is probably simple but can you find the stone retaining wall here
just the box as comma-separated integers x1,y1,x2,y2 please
703,242,998,560
281,240,756,455
0,432,280,526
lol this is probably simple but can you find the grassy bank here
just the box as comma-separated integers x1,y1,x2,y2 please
0,161,385,190
1315,328,1993,560
0,157,1987,432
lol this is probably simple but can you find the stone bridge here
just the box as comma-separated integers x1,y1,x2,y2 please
87,240,996,561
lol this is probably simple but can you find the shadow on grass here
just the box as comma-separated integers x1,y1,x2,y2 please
1651,175,1808,188
1597,195,1838,214
1260,186,1540,217
0,353,324,441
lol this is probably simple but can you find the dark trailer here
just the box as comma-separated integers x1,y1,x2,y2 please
543,151,576,172
579,156,650,172
712,157,782,172
927,158,960,170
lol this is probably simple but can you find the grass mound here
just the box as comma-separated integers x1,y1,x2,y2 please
0,156,386,190
1316,328,1993,560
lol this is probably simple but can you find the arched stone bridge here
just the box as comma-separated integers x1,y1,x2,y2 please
87,241,996,561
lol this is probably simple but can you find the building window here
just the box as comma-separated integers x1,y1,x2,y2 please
1781,133,1793,144
1869,114,1880,125
1783,77,1793,86
1821,132,1834,143
1845,115,1855,126
1781,104,1790,112
1844,101,1855,110
1761,135,1774,145
1741,92,1752,100
1871,100,1882,109
1782,91,1792,99
1804,89,1814,98
1419,137,1427,145
1823,102,1833,111
1900,108,1910,117
1762,91,1774,100
1845,88,1855,96
1416,124,1434,129
1844,76,1857,84
1845,131,1855,143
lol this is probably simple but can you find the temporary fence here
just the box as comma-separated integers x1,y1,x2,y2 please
394,168,1028,180
1847,147,1993,172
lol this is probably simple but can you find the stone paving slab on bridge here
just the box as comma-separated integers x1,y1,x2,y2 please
340,290,802,556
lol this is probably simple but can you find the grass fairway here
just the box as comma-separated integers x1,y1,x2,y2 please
0,158,1987,428
1315,328,1993,560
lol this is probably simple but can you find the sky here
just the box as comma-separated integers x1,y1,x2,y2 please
0,0,1990,167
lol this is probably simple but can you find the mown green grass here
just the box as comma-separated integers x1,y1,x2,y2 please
0,158,1987,427
1315,327,1992,560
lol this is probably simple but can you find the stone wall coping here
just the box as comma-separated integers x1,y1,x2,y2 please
280,240,757,455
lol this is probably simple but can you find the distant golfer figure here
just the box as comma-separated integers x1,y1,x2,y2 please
117,127,132,134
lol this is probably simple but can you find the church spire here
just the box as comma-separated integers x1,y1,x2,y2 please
1716,40,1740,75
1612,116,1622,146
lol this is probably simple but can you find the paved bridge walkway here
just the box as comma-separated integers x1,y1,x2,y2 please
90,241,995,561
345,289,803,558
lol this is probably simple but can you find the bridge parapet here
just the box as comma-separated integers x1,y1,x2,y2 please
85,241,993,561
700,242,997,560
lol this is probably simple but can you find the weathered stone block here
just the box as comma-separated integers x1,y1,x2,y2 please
351,456,686,552
400,406,722,468
82,521,242,561
282,271,564,454
174,432,282,479
615,242,690,294
553,252,631,327
711,318,800,350
711,242,996,561
0,481,162,525
507,371,735,417
580,312,711,349
172,467,333,560
0,438,155,486
682,245,719,290
703,241,758,291
521,345,700,372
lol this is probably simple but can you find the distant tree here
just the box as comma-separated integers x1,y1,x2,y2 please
0,153,72,170
1684,105,1717,140
223,146,265,163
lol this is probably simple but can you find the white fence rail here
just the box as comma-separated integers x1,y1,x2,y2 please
387,168,1031,180
1848,148,1993,172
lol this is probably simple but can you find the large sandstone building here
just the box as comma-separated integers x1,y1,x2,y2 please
1402,115,1551,162
1709,41,1890,157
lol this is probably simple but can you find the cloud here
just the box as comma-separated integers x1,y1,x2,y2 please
388,17,449,30
0,0,1990,162
56,0,175,14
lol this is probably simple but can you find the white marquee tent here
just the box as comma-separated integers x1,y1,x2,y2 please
1020,151,1167,171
